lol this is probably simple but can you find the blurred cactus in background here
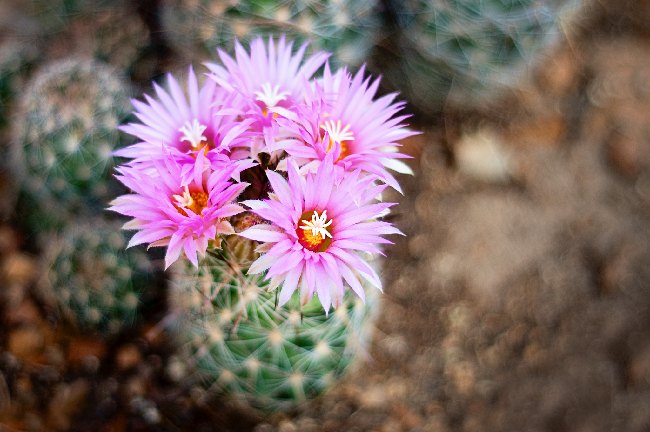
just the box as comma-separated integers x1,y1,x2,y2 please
161,0,381,67
170,244,379,411
39,220,152,336
10,58,131,234
376,0,578,115
0,40,39,134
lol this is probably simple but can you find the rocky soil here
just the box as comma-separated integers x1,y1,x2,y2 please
1,1,649,431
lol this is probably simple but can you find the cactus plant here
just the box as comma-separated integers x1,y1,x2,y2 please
39,219,152,336
11,58,131,233
161,0,381,68
377,0,578,114
109,38,412,412
0,39,39,133
170,243,378,411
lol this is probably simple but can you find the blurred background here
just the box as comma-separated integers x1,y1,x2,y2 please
1,0,649,430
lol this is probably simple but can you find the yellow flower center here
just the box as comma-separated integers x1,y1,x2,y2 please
320,119,353,161
173,186,208,216
179,119,213,155
297,210,333,252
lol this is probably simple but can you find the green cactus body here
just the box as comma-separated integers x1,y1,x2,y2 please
379,0,578,114
40,220,151,336
170,246,378,411
11,58,131,233
162,0,381,68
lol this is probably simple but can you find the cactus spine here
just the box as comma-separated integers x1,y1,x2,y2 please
170,242,378,411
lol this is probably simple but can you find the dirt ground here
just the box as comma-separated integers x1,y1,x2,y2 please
1,1,650,431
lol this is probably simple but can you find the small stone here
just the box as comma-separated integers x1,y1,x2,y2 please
44,345,66,369
8,326,44,363
447,361,476,397
380,418,402,432
124,376,147,398
606,129,641,178
2,253,37,287
278,420,298,432
506,115,566,148
253,423,274,432
379,334,409,357
166,356,187,382
455,128,512,183
628,343,650,387
393,403,424,429
142,404,161,424
46,380,90,431
294,418,319,432
0,225,19,253
535,46,580,97
358,384,388,408
67,337,107,369
6,298,41,325
116,343,141,371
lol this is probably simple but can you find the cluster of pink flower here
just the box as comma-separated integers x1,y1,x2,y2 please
110,37,416,311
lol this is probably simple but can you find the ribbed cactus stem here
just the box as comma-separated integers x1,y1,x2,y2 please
11,58,131,233
170,244,378,411
39,220,152,336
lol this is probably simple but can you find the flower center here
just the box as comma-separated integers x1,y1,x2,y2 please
255,82,290,110
173,186,209,216
297,210,333,252
320,119,353,161
179,119,212,155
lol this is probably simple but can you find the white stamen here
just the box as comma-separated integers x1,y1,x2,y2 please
320,119,354,145
173,186,193,208
300,210,333,240
254,82,290,108
179,119,207,148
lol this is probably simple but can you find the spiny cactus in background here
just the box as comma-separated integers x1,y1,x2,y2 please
170,245,378,411
377,0,578,115
39,220,152,336
0,40,39,133
162,0,381,68
11,58,131,233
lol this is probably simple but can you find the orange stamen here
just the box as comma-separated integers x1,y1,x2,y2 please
296,210,333,252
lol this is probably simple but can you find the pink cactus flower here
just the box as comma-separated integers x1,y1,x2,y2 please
238,155,402,312
109,155,248,269
205,36,329,156
116,67,254,178
273,65,417,192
